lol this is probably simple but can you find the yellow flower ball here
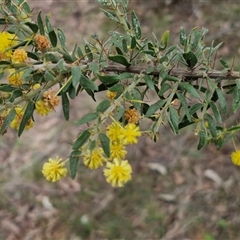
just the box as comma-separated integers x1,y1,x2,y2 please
103,158,132,187
42,157,68,182
231,150,240,166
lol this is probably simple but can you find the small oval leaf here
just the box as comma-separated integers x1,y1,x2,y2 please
76,112,98,125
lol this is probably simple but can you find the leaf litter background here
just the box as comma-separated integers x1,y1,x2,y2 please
1,1,240,239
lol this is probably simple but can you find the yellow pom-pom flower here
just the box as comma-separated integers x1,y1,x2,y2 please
122,123,141,145
231,150,240,166
11,48,28,63
42,157,68,182
0,32,17,59
35,99,52,116
103,158,132,187
7,70,23,86
10,107,34,130
83,148,106,169
106,121,124,142
110,141,127,159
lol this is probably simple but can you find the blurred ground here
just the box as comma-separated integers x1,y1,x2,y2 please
1,1,240,240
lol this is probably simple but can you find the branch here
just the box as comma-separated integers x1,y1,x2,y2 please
104,63,240,81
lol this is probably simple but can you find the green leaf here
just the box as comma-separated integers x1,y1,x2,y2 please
189,103,203,115
233,87,240,103
232,100,240,113
85,44,93,62
122,39,128,53
73,130,91,149
163,75,180,82
205,113,217,138
6,1,18,15
145,99,166,118
0,84,18,92
18,101,35,137
49,30,58,47
131,89,142,110
143,75,155,90
80,75,98,91
197,131,207,150
0,108,16,134
57,28,66,48
61,91,69,120
77,46,84,58
45,15,53,32
176,92,191,122
76,112,98,125
69,150,81,179
68,83,76,99
37,11,44,35
89,62,99,73
44,70,55,81
99,133,110,158
216,88,227,114
101,8,119,22
57,58,67,73
209,101,222,123
98,74,120,85
96,99,111,113
27,52,39,61
71,66,82,88
45,52,60,63
131,10,141,39
180,83,200,99
159,30,169,51
191,30,202,51
168,106,179,134
115,106,125,121
25,22,38,33
109,83,124,95
8,89,23,102
179,27,187,46
20,0,31,14
227,126,240,132
116,47,123,55
131,36,137,49
158,83,171,97
220,58,229,69
108,55,131,67
182,51,198,69
0,60,11,68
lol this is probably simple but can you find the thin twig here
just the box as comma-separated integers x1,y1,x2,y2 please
104,63,240,81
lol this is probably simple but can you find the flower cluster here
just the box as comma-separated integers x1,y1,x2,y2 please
35,89,60,116
77,120,142,187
